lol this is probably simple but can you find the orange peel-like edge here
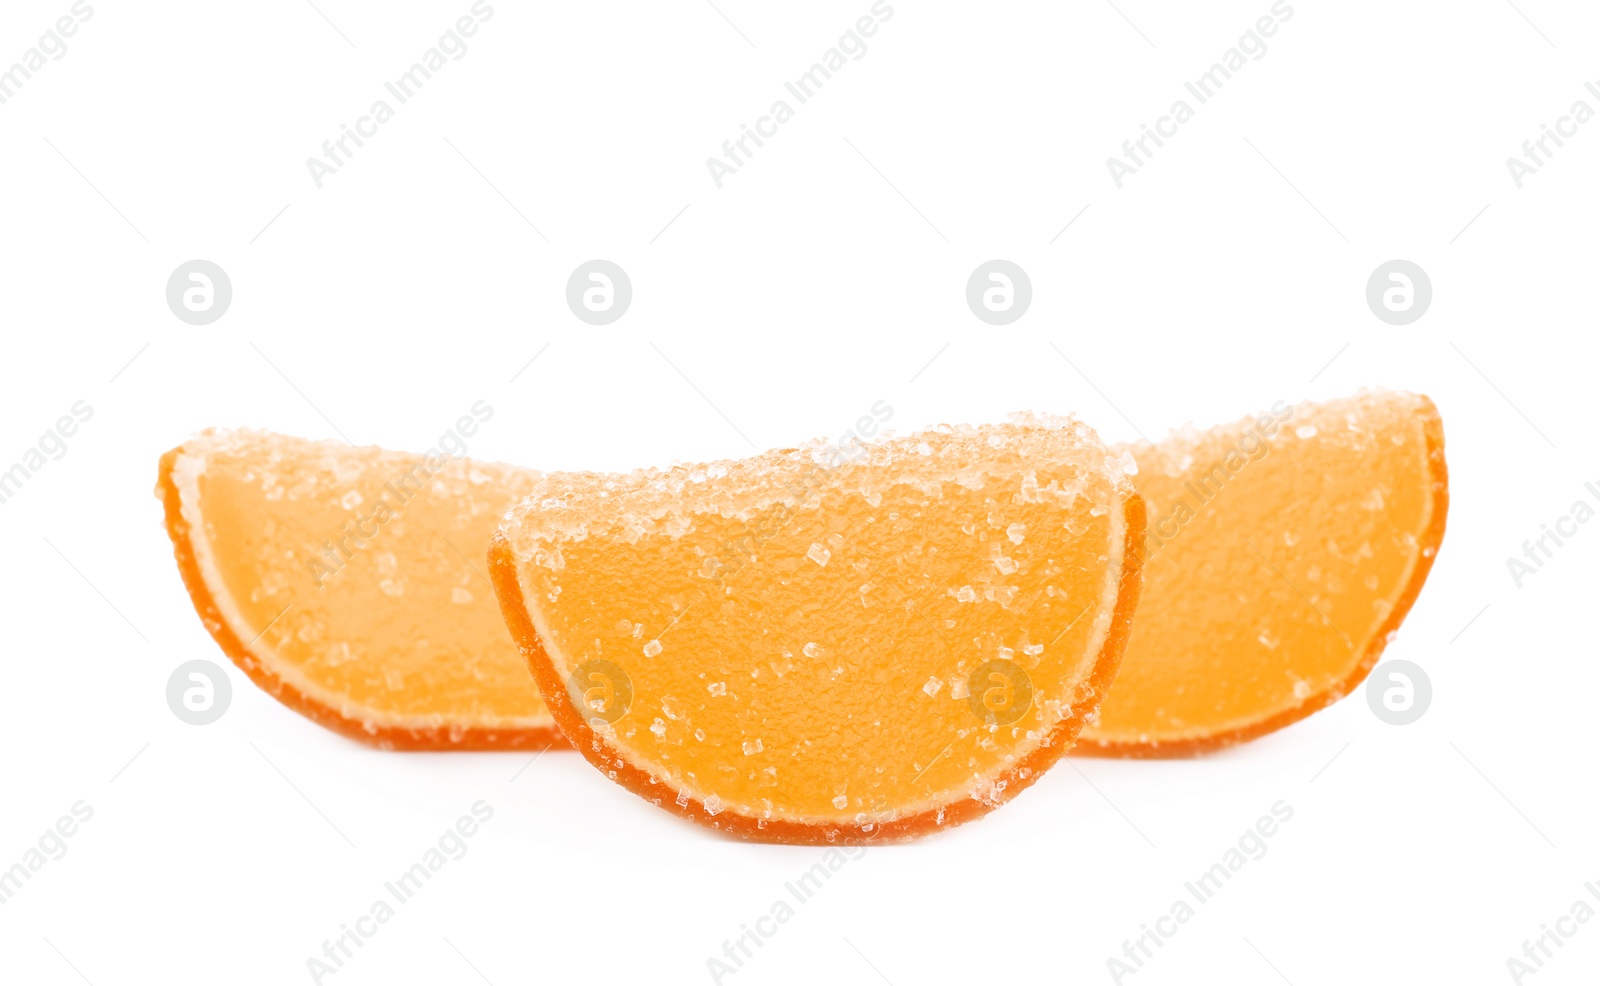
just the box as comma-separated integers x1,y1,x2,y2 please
490,493,1146,844
158,445,567,752
1077,397,1449,758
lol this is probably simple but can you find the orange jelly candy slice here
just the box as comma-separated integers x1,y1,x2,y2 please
491,415,1145,843
159,429,560,750
1080,390,1448,756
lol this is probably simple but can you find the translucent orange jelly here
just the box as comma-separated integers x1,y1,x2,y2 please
160,430,557,749
1082,390,1448,755
493,415,1145,842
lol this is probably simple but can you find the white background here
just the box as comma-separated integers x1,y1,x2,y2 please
2,1,1597,983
